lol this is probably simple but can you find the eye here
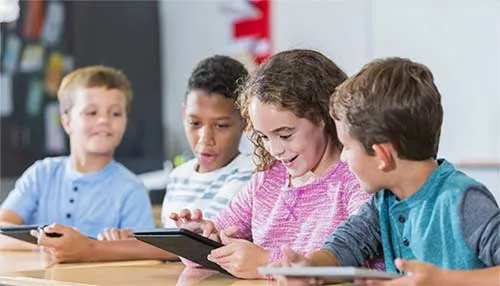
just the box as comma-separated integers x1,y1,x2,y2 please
279,134,292,140
216,123,230,129
187,120,200,127
112,111,123,117
84,110,97,116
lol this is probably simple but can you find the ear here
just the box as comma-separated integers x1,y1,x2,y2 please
372,143,396,171
60,112,71,135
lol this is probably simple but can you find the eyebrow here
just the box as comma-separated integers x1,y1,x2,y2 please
185,115,234,121
255,126,295,135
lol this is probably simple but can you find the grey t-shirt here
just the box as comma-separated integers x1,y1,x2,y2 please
321,187,500,267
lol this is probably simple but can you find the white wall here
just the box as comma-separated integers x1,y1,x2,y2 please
159,0,499,202
159,1,232,158
372,0,500,164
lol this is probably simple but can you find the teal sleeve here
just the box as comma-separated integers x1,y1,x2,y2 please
321,195,383,266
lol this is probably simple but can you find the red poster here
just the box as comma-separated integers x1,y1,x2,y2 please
23,0,45,39
223,0,271,66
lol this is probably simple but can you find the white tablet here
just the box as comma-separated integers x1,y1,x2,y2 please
258,267,402,282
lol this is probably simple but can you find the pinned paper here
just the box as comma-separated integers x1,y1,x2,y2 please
26,78,44,117
41,1,64,46
44,52,64,96
19,44,44,72
44,102,66,153
3,34,22,73
22,0,45,39
0,74,14,117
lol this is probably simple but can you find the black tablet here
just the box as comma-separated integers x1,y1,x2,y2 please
133,228,230,275
0,225,60,244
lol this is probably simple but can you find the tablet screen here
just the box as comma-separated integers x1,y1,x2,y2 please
134,228,230,275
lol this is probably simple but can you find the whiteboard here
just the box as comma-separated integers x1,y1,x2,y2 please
371,0,500,164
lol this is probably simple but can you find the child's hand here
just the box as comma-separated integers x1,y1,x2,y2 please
31,223,95,263
169,208,218,239
357,259,447,286
97,228,133,241
273,246,322,286
207,227,269,279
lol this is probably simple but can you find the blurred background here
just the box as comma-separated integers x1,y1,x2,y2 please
1,0,499,204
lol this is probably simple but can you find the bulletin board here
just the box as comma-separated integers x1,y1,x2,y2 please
0,0,73,178
0,0,165,178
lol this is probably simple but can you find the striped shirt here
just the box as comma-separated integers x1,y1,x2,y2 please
161,153,254,227
213,160,371,262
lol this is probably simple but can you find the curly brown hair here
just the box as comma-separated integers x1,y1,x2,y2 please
239,49,348,171
330,57,443,160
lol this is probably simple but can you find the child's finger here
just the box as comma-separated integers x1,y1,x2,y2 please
210,244,235,259
222,225,239,237
202,222,216,237
192,209,203,221
179,209,192,221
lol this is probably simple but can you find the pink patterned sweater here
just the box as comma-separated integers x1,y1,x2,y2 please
213,160,371,262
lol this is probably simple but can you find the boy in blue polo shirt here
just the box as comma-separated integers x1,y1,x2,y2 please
0,66,154,250
277,58,499,285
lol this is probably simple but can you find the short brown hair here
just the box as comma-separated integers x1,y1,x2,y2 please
57,65,133,114
330,57,443,160
239,49,348,171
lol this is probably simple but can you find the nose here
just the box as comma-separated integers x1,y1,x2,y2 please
198,126,215,146
267,138,285,157
97,113,111,124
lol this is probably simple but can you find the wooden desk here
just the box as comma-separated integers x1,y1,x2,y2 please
0,251,277,286
0,250,48,272
0,251,354,286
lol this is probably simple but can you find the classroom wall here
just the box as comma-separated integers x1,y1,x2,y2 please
158,0,499,202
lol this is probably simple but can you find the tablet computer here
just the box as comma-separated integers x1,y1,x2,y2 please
0,225,61,244
258,266,403,282
133,228,230,275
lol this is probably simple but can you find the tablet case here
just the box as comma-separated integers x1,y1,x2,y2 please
133,228,231,275
258,266,403,282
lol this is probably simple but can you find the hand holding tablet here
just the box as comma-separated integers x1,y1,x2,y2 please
0,225,62,244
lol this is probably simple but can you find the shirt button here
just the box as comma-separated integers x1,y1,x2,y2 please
73,186,78,192
398,215,406,223
403,239,410,246
69,199,74,204
66,213,72,219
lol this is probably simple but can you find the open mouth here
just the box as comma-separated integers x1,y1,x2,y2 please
199,153,217,163
282,155,298,164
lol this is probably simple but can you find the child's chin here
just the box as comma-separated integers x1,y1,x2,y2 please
87,148,114,156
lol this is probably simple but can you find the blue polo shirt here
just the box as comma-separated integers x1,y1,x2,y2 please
1,157,154,238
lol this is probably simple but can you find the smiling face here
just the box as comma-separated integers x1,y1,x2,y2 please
249,97,329,178
62,87,127,157
183,90,244,173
